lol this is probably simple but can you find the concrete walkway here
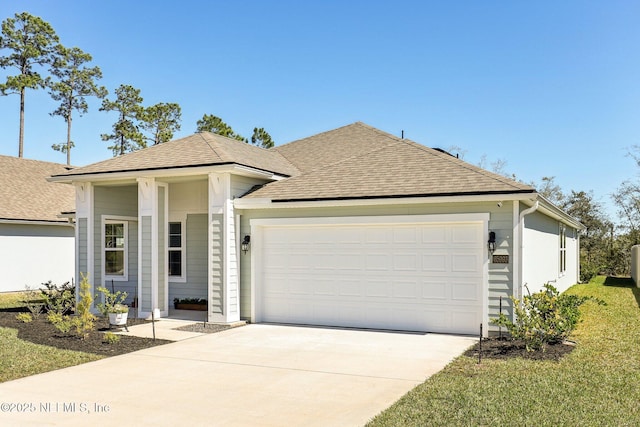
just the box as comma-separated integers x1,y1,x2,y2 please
0,324,476,426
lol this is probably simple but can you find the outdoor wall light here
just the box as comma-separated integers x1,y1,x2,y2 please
241,235,251,254
488,231,496,254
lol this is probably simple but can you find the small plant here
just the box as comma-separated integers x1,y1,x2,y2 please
96,286,128,316
102,331,121,344
15,312,33,323
22,286,44,319
491,283,603,351
40,280,75,315
48,311,72,334
72,273,96,339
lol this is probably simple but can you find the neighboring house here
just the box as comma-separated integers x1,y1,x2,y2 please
50,122,582,335
0,155,75,293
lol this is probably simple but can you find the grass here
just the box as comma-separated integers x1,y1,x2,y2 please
368,276,640,426
0,292,103,383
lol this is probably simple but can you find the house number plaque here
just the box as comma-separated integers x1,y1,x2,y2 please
492,255,509,264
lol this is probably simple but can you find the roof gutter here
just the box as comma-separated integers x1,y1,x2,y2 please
0,218,74,227
48,163,287,184
235,192,538,210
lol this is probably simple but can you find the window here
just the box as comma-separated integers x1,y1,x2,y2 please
559,224,567,275
168,222,184,278
105,221,127,278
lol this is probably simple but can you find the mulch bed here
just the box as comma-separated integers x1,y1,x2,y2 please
174,323,231,333
0,309,172,356
464,337,576,361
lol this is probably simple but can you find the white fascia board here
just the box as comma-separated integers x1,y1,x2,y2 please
235,192,537,210
531,195,585,230
48,164,285,184
0,219,74,227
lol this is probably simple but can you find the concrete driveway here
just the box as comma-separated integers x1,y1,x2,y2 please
0,324,476,426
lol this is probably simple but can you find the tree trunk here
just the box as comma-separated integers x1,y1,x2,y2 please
19,88,25,157
66,110,72,165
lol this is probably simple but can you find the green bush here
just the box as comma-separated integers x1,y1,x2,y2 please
40,280,75,315
102,332,120,344
48,311,72,334
96,286,128,316
22,286,44,319
491,283,603,351
15,312,33,323
73,273,96,339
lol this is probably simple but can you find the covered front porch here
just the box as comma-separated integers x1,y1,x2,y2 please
74,172,241,324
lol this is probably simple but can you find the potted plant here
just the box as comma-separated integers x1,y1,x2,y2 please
96,286,129,327
173,297,207,311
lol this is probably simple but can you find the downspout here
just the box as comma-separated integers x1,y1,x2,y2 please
517,201,539,301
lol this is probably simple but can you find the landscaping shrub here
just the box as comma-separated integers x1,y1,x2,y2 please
47,274,95,338
102,332,120,344
491,283,603,351
95,286,128,316
15,312,32,323
72,274,96,339
40,280,75,315
22,286,44,319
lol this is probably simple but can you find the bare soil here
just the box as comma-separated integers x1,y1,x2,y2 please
464,337,576,361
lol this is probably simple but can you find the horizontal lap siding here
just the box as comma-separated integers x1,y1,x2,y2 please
93,185,138,305
169,214,207,301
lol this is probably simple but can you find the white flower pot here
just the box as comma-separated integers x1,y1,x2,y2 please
108,312,128,326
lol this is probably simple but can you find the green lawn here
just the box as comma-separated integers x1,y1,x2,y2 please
368,277,640,426
0,292,102,383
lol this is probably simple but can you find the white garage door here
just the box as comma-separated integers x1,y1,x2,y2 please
255,216,486,335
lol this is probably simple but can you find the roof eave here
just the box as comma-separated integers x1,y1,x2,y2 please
48,163,288,184
0,218,74,227
234,190,537,209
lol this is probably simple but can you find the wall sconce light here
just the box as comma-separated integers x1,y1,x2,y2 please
241,235,251,254
488,231,496,254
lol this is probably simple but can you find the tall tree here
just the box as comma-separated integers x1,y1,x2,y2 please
251,127,274,148
100,84,145,156
532,176,565,206
0,12,59,157
47,45,107,165
196,114,246,142
564,190,612,280
139,102,181,145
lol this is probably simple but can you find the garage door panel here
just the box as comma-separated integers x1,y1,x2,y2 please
259,221,485,334
452,253,482,272
422,252,448,272
451,280,480,301
421,280,448,300
393,253,419,271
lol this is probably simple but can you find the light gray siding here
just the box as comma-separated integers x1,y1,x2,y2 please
169,213,207,301
93,185,138,305
77,218,88,278
210,214,224,315
231,175,270,199
238,200,515,329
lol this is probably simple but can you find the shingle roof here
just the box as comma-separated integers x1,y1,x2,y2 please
54,132,299,178
244,122,535,201
0,155,75,223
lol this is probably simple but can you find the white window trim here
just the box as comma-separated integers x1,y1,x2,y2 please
559,223,567,276
168,219,186,282
102,217,130,282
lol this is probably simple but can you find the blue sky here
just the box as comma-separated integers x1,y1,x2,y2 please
1,1,639,218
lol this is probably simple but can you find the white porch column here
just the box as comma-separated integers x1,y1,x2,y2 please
137,177,168,318
74,182,93,300
208,172,240,323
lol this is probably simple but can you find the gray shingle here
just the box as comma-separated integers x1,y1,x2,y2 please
0,156,75,222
